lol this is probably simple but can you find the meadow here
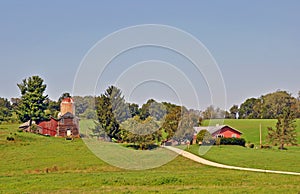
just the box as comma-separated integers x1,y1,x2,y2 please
0,120,300,193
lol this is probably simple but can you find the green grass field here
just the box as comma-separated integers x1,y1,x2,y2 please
188,145,300,172
1,120,300,193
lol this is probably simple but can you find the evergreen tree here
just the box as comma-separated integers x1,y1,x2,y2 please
17,75,48,124
95,86,130,140
267,99,297,149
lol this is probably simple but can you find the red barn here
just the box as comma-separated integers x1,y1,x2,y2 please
194,125,242,138
20,97,80,138
38,117,58,136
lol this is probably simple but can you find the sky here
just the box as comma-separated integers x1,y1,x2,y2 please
0,0,299,110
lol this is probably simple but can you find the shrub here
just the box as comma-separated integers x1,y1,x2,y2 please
196,130,212,144
219,137,246,146
248,143,255,148
6,136,14,141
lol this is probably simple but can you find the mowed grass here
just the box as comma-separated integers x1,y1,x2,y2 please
0,122,300,193
188,145,300,172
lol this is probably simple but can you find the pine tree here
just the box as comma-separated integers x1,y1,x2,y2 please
267,99,297,149
17,76,48,125
95,86,130,140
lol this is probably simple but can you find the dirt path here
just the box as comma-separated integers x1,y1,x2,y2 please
165,146,300,176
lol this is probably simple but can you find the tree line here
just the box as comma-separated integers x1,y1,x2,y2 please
201,90,300,119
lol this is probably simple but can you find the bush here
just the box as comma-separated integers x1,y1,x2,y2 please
248,143,255,148
196,130,212,144
219,137,246,146
6,136,14,141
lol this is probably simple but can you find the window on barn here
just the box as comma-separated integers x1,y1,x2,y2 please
232,134,237,138
217,134,224,138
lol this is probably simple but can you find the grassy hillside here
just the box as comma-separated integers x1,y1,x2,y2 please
1,122,300,193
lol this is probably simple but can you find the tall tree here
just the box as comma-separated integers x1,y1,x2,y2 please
161,105,182,140
267,99,297,149
260,91,295,119
95,86,129,140
17,76,48,124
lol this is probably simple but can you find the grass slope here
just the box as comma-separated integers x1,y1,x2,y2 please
0,121,300,193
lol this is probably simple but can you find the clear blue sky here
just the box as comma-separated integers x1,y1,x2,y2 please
0,0,299,110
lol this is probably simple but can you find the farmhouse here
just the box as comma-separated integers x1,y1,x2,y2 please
194,125,242,138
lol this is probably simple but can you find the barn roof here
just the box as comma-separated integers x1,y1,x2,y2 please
193,125,242,135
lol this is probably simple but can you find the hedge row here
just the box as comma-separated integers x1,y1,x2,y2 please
219,137,246,146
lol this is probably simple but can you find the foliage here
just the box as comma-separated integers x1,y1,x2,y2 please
219,137,246,146
0,97,12,123
83,109,97,119
121,116,161,149
45,99,60,118
95,86,130,140
128,103,140,117
239,98,260,119
161,105,182,140
140,99,166,121
237,90,300,119
173,111,199,142
229,105,239,119
267,99,297,149
196,130,212,144
260,91,297,119
73,96,89,115
16,75,49,123
202,105,226,119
